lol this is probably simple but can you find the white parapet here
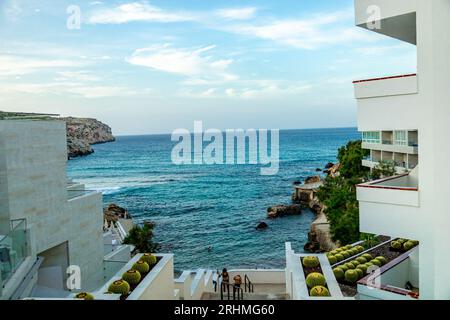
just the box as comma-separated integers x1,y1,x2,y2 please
354,74,418,100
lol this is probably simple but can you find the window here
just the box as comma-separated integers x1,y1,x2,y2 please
362,131,381,144
394,131,407,146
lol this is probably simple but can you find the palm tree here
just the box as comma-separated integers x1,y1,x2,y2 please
123,221,159,254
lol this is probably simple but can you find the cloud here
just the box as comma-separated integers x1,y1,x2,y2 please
0,54,87,76
0,82,139,99
127,44,236,82
215,7,257,20
87,2,195,24
221,9,378,50
54,71,101,82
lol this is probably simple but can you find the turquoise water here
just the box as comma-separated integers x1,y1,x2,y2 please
67,128,359,272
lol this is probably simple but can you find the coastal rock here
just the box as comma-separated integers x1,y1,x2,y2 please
325,162,335,169
325,163,341,178
293,181,302,185
64,117,115,159
267,204,302,219
256,222,269,230
304,175,322,185
104,203,131,226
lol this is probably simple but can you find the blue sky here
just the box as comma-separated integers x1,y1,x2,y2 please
0,0,416,135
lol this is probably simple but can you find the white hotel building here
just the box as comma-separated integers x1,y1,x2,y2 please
354,0,450,299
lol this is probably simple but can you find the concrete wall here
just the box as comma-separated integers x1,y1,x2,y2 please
0,120,104,294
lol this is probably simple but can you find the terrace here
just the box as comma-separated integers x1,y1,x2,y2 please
354,74,418,100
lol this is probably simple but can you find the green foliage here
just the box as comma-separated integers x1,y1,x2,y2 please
140,253,157,266
391,241,402,250
333,267,345,280
310,286,330,297
371,160,396,180
303,256,320,268
75,292,94,300
122,269,142,285
360,233,381,249
345,270,359,283
132,261,150,275
123,222,159,255
337,141,369,179
403,241,416,251
305,273,327,288
108,280,130,296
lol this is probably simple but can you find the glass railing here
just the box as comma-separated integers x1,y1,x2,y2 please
103,259,128,282
408,141,419,147
0,219,28,285
382,140,393,145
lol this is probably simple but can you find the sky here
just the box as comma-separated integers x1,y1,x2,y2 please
0,0,416,135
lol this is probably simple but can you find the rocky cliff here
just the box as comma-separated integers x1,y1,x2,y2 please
64,117,115,158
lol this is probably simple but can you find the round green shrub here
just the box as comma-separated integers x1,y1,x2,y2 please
356,264,368,275
335,248,343,253
355,245,364,253
330,250,339,256
370,259,382,267
356,257,367,264
305,273,326,288
362,253,373,261
122,269,142,285
75,292,94,300
108,280,130,296
345,262,356,270
303,256,320,268
344,270,359,283
349,248,358,256
333,267,345,280
328,255,337,265
375,256,387,265
397,238,407,244
355,268,363,279
342,251,351,259
411,240,420,246
344,245,352,250
132,261,150,275
335,254,344,262
140,253,157,266
391,241,402,250
310,286,330,297
403,241,416,251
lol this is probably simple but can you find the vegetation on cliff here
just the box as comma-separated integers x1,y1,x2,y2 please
124,222,160,255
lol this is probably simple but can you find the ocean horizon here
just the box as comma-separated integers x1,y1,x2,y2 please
67,127,360,272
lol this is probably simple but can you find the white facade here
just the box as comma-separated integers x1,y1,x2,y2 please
0,120,104,299
354,0,450,299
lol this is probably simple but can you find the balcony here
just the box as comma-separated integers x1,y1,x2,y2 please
355,0,417,44
0,219,29,287
354,74,418,100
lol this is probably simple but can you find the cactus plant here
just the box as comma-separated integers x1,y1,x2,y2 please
339,264,349,272
303,256,320,268
356,257,367,264
371,259,382,267
375,256,387,265
342,251,351,259
345,262,356,270
333,267,345,280
391,240,402,250
411,240,419,246
305,273,326,288
351,259,360,266
356,264,368,275
403,241,416,251
310,286,330,297
122,269,142,285
397,238,408,244
335,254,344,262
328,255,337,265
355,268,363,279
344,270,359,283
362,253,373,261
140,253,157,266
349,248,358,256
75,292,94,300
355,245,364,253
108,280,130,296
132,261,150,275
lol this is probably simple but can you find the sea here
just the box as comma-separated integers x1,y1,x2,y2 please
67,127,360,272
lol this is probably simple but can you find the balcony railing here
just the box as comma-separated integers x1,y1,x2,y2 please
0,219,28,286
67,189,98,200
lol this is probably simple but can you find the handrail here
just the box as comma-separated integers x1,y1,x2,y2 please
244,274,254,293
220,282,244,301
353,73,417,84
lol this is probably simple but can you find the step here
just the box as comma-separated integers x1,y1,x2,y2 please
201,292,289,301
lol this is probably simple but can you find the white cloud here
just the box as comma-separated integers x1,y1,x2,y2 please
221,9,379,50
0,54,87,76
215,7,257,20
127,44,236,82
87,2,195,24
54,71,101,82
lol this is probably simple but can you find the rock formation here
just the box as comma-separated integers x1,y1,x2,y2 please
256,221,269,230
104,203,131,227
64,117,115,158
267,204,302,219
